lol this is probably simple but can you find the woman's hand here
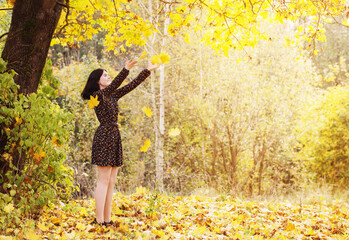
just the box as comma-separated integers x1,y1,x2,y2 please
147,61,160,72
125,58,138,70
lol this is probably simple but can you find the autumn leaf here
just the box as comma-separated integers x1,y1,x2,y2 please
37,222,49,232
168,128,181,137
140,138,151,152
8,0,15,6
159,52,170,64
114,207,123,216
34,149,46,163
151,55,162,65
14,116,22,126
88,95,100,109
142,106,153,117
76,222,86,231
24,229,40,240
2,152,12,161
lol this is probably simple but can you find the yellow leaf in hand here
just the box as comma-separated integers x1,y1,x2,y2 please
139,51,148,60
169,128,181,137
159,52,170,64
88,95,100,109
151,55,162,65
140,138,151,152
142,106,153,117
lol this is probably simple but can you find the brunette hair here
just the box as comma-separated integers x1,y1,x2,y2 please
81,68,104,100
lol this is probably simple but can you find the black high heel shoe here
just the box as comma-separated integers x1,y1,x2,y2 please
90,218,104,226
103,220,114,227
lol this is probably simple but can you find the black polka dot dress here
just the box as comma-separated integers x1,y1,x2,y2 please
91,68,151,167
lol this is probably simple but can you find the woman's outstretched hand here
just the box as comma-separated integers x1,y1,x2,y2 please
125,58,138,70
147,61,160,72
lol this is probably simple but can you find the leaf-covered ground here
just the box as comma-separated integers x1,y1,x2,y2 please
3,188,349,239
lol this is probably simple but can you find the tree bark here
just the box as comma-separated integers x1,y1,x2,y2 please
1,0,64,94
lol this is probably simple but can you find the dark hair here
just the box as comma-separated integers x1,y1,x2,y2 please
81,68,104,100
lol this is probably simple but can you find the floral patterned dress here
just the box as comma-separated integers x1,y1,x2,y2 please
91,68,151,167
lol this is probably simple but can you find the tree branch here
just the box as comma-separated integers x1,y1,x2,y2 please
0,32,9,40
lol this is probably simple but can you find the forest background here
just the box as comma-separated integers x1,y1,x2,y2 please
0,0,349,236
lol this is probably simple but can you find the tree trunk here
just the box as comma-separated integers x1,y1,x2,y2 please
211,121,217,177
156,11,170,191
1,0,64,95
226,125,237,186
0,0,64,178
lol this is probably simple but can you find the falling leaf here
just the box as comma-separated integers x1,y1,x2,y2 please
168,128,181,137
138,51,148,60
151,55,162,65
140,138,151,152
88,95,100,109
184,33,190,44
142,106,153,117
159,52,170,64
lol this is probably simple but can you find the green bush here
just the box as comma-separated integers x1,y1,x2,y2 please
0,58,74,232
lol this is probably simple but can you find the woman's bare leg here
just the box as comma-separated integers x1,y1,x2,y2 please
95,166,112,223
104,167,119,222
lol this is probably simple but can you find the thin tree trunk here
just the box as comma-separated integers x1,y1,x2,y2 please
226,125,237,186
220,141,227,174
156,10,170,191
211,121,217,177
258,157,264,195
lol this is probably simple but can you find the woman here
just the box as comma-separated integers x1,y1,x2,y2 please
81,58,159,226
